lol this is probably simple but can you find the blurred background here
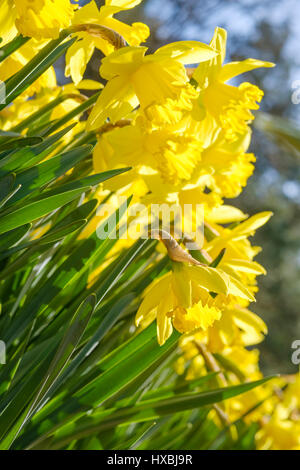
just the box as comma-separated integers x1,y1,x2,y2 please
66,0,300,374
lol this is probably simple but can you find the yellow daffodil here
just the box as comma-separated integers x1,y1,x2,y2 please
199,129,255,198
0,40,57,99
175,294,266,355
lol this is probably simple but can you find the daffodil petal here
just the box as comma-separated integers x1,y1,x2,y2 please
155,41,218,65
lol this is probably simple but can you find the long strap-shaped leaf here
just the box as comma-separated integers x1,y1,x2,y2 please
10,95,75,134
43,376,274,450
0,124,76,173
0,223,31,251
0,35,29,64
0,31,76,109
2,196,131,345
5,145,93,206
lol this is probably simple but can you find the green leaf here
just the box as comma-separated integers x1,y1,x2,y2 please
24,295,96,422
40,293,135,401
0,196,97,281
0,345,58,446
139,373,218,402
0,35,29,63
52,199,98,229
10,95,71,134
0,185,21,209
17,325,181,449
62,131,96,152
